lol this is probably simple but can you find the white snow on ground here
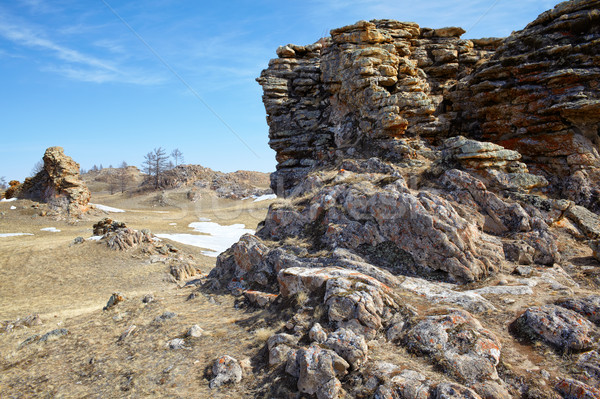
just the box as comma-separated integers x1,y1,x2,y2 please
0,233,34,238
88,236,103,241
253,194,277,202
90,203,125,213
40,227,61,233
0,198,17,202
156,220,254,257
169,223,177,226
10,206,16,210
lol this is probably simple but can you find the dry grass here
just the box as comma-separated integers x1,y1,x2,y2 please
0,187,278,398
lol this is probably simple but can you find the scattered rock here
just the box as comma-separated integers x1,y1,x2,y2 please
142,294,155,303
187,325,204,338
555,378,600,399
244,290,278,307
268,333,299,367
209,355,243,389
403,308,501,383
291,343,349,399
103,292,125,310
510,305,597,352
167,338,186,350
39,328,68,343
154,311,177,323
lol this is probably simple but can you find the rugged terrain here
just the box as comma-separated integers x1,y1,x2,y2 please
2,1,600,398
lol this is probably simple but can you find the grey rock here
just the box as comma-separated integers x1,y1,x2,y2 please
556,295,600,325
293,343,349,399
324,328,369,370
555,378,600,399
167,338,186,349
186,324,204,338
209,355,243,389
403,309,501,383
566,205,600,239
511,305,597,352
309,323,327,343
39,328,68,343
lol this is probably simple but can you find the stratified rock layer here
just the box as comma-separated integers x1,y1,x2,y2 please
258,1,600,202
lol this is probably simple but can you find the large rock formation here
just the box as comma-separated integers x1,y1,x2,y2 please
7,147,90,215
210,1,600,398
257,1,600,201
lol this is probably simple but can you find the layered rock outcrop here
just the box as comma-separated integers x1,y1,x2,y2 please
258,1,600,201
210,1,600,398
7,147,90,215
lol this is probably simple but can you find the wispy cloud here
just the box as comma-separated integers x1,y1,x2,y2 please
0,13,166,85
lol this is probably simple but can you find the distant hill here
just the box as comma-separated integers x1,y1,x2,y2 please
82,164,272,199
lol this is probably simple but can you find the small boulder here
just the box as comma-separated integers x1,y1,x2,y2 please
187,325,204,338
292,343,349,399
324,328,368,370
309,323,328,343
555,378,600,399
403,309,501,383
267,333,299,367
209,355,243,389
103,292,125,310
510,305,597,352
167,338,186,350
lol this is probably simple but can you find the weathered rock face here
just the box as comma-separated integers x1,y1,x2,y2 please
7,147,90,215
258,19,499,193
258,1,600,204
451,1,600,209
209,1,600,398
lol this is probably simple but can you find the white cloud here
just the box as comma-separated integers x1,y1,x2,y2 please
0,13,166,85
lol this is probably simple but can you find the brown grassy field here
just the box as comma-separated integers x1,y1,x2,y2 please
0,187,284,398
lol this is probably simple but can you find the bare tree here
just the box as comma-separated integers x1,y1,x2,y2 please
108,174,118,195
143,147,168,189
0,176,7,190
117,161,131,193
171,149,184,167
31,160,44,176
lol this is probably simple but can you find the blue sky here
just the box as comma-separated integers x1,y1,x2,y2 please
0,0,559,181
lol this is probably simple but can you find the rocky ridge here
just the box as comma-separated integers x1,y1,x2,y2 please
209,1,600,398
150,165,272,200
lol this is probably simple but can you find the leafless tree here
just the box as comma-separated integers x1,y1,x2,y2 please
143,147,168,189
0,176,7,190
31,160,44,176
171,148,184,167
117,161,131,193
108,174,118,195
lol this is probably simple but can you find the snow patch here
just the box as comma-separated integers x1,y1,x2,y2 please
41,227,61,233
0,198,17,202
10,206,16,210
90,203,125,213
156,220,254,257
88,236,103,241
0,233,34,238
169,223,177,226
253,194,277,202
